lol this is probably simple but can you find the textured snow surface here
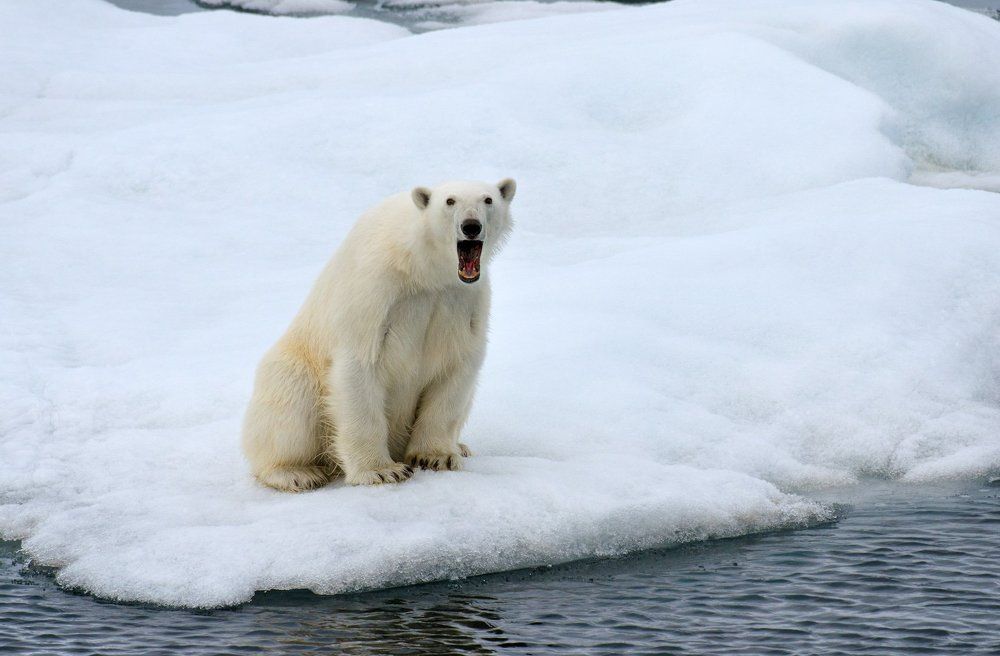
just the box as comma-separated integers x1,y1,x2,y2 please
1,0,999,607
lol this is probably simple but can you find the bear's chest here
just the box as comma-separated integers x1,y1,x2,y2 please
380,289,480,382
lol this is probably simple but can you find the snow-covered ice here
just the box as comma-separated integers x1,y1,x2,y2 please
1,0,999,607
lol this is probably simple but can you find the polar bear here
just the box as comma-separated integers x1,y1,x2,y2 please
242,179,516,491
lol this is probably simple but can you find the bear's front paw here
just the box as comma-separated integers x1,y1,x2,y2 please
405,451,463,472
347,462,414,486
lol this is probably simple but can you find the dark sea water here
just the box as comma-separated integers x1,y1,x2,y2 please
2,481,999,655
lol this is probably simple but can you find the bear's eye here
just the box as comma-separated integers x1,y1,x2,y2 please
484,197,493,205
446,197,456,206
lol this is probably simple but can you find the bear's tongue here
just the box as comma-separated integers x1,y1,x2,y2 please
457,240,482,283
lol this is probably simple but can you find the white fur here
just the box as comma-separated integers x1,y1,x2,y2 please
242,179,515,490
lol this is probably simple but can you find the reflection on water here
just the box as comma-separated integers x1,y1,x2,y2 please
264,591,510,654
3,482,999,655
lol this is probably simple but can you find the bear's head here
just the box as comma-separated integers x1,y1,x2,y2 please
411,179,516,285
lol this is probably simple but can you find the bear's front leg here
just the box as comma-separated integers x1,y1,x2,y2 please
328,354,413,485
406,363,478,471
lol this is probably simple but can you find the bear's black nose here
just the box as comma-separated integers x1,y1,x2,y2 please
461,219,482,239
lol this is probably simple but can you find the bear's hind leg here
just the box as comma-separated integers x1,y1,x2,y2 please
242,346,329,492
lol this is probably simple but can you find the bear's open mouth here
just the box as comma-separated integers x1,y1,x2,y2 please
457,240,482,283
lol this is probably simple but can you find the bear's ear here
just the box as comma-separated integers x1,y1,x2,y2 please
411,187,432,210
497,178,517,202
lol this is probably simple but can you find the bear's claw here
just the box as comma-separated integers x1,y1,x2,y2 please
349,462,414,486
256,465,329,492
405,451,463,472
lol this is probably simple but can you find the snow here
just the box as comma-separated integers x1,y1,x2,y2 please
196,0,617,29
1,0,999,607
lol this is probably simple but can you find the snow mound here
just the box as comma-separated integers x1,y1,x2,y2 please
1,0,999,606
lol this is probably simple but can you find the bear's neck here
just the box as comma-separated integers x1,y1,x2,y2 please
388,220,463,293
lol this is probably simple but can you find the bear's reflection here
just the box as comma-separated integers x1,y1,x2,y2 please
246,588,512,655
